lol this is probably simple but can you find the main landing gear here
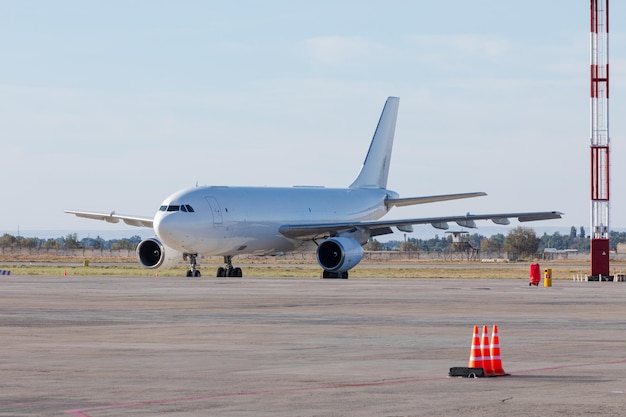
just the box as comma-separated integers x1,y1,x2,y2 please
185,253,201,277
217,255,242,278
183,254,242,278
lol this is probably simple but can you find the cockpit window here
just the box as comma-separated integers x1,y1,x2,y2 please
160,204,194,213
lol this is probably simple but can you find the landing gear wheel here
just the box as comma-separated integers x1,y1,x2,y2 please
322,270,348,279
184,253,200,278
187,268,201,277
217,256,243,277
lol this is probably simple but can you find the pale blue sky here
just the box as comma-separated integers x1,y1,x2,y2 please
1,1,625,238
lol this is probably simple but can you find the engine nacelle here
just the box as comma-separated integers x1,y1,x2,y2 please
136,237,183,270
316,237,364,273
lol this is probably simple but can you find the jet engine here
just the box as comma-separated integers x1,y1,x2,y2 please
136,237,183,270
316,237,364,273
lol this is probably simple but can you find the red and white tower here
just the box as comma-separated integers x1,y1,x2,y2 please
590,0,610,278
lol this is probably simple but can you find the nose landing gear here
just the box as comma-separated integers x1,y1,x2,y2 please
184,253,201,277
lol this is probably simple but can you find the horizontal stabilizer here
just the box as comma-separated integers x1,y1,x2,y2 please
385,192,487,208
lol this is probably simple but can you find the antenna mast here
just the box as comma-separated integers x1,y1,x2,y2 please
589,0,610,279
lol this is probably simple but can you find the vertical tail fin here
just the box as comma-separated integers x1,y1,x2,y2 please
349,96,399,189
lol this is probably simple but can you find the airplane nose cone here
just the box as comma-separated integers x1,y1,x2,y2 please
154,213,178,246
154,212,203,252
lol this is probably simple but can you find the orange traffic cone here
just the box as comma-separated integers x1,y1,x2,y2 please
481,325,495,376
468,325,483,369
490,324,509,376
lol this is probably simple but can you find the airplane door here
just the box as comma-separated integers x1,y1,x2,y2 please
205,197,223,224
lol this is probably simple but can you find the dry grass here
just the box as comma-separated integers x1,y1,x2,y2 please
0,252,616,279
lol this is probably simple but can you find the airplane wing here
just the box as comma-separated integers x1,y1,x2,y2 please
278,211,563,240
385,192,487,208
64,210,153,228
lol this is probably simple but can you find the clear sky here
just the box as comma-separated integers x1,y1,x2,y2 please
1,1,625,239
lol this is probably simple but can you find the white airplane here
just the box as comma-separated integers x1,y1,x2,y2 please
66,97,562,278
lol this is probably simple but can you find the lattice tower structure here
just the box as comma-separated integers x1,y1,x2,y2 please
590,0,611,277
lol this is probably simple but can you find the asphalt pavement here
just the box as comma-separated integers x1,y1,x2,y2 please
1,275,626,416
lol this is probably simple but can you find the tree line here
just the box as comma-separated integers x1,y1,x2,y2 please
0,233,143,250
3,226,626,257
365,226,626,257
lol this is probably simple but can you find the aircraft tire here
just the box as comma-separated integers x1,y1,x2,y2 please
322,270,349,279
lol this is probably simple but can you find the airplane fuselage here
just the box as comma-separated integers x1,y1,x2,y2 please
154,186,396,257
